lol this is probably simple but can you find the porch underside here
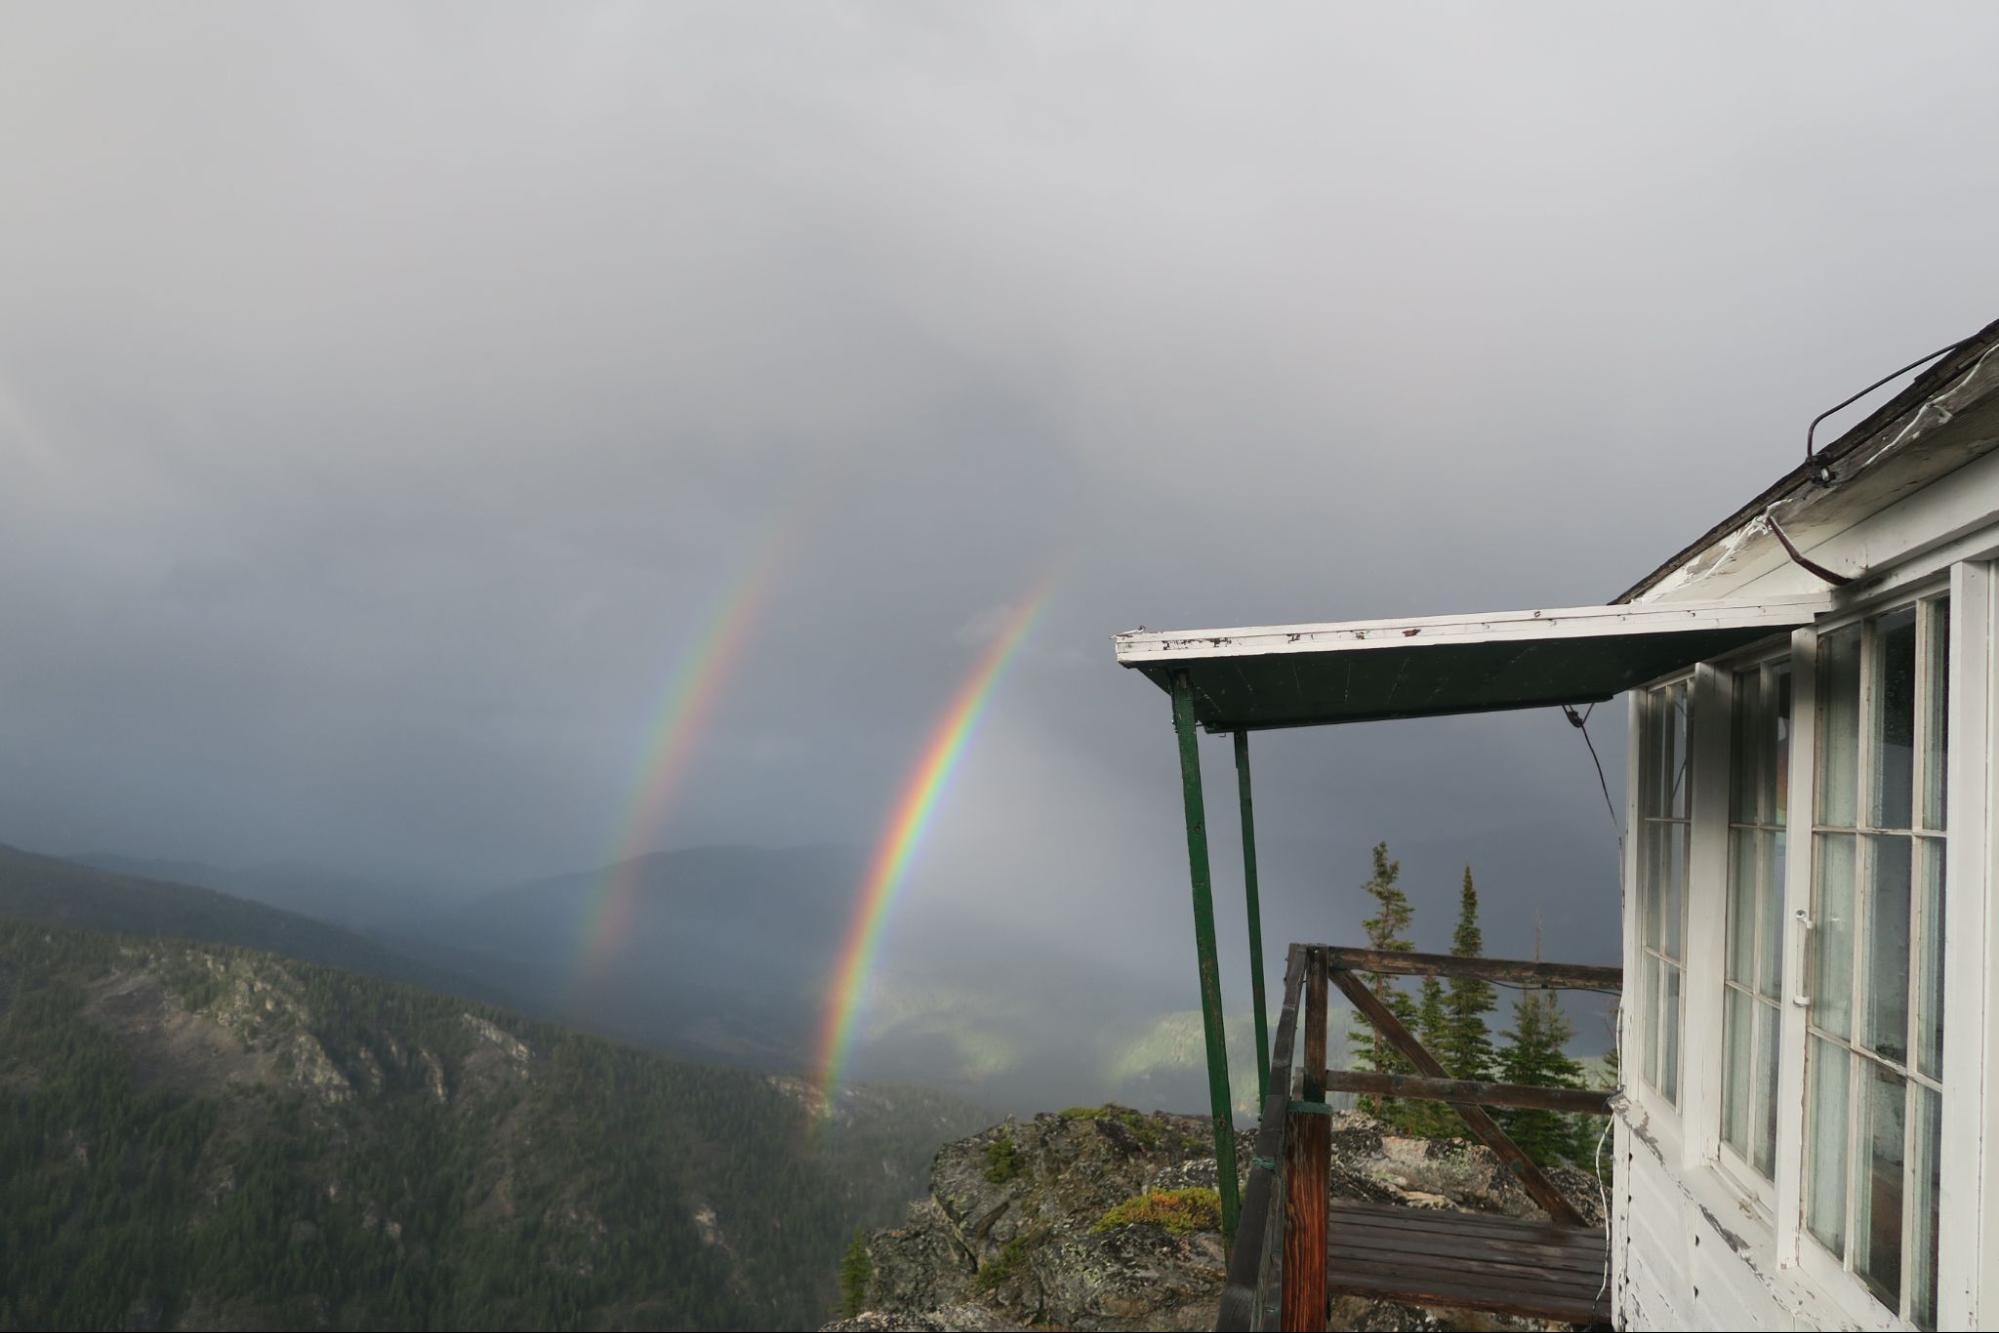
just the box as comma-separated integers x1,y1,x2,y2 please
1116,595,1826,731
1325,1201,1610,1326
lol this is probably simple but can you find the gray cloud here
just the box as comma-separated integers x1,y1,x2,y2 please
4,5,1999,1034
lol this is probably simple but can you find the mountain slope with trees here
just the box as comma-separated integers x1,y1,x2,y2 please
0,919,986,1330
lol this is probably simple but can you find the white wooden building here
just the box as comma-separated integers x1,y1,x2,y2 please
1607,325,1999,1332
1116,320,1999,1330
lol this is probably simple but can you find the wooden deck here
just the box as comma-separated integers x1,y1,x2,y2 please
1326,1201,1611,1326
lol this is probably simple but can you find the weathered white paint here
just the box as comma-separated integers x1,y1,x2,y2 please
1112,596,1830,666
1638,340,1999,606
1643,442,1999,609
1941,560,1993,1329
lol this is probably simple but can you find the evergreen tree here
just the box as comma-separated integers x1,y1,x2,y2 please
1496,988,1585,1168
1349,843,1419,1126
838,1230,871,1317
1440,866,1497,1082
1408,973,1452,1137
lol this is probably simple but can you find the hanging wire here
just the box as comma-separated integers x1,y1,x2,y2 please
1562,703,1622,847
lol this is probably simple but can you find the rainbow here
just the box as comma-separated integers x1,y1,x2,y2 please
577,538,786,982
814,588,1050,1109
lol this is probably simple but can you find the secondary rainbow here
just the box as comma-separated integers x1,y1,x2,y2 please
814,587,1050,1107
577,538,786,981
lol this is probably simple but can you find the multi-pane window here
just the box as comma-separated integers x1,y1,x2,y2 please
1806,597,1949,1328
1723,660,1789,1179
1638,679,1692,1106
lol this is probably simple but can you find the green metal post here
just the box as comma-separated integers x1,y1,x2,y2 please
1170,670,1240,1241
1233,730,1271,1107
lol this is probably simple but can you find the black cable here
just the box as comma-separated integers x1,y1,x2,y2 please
1562,704,1621,841
1805,334,1979,481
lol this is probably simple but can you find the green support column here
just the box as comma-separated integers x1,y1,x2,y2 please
1233,731,1271,1106
1170,669,1240,1240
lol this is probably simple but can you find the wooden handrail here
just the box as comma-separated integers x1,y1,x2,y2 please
1322,1069,1613,1115
1314,945,1620,991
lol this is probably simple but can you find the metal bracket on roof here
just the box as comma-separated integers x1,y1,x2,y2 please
1764,508,1854,588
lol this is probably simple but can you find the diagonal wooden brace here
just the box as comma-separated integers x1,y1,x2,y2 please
1327,965,1585,1227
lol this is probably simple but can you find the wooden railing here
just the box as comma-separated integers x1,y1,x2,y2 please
1214,942,1622,1332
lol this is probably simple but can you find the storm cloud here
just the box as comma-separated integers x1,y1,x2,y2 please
5,4,1999,1045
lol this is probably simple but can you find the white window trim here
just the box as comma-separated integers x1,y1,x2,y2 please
1779,614,1933,1332
1777,573,1988,1331
1709,648,1793,1215
1628,675,1695,1125
1795,590,1950,1325
1941,559,1993,1329
1681,662,1731,1175
1775,623,1818,1275
1620,559,1995,1331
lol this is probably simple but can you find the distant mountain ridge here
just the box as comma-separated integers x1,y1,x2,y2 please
0,842,495,1005
72,852,481,935
6,839,1276,1116
411,844,864,1068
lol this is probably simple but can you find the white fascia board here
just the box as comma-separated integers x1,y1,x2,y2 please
1112,595,1830,667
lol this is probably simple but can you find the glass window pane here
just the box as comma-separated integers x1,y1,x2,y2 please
1661,963,1681,1105
1650,685,1670,818
1876,607,1918,830
1642,823,1663,949
1918,845,1946,1082
1866,836,1913,1063
1722,986,1752,1154
1913,1085,1942,1330
1675,683,1693,818
1924,600,1950,832
1808,1037,1851,1256
1753,999,1780,1178
1820,625,1863,828
1774,665,1793,826
1642,954,1660,1087
1760,831,1786,1001
1853,1063,1906,1309
1815,833,1857,1040
1665,822,1686,962
1733,668,1761,823
1727,829,1756,985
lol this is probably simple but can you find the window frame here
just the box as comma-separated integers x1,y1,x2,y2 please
1716,649,1793,1209
1635,675,1695,1110
1617,546,1997,1330
1797,588,1951,1326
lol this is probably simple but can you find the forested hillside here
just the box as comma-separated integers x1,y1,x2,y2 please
0,920,985,1330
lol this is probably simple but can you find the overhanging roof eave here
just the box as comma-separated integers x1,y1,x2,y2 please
1115,595,1825,732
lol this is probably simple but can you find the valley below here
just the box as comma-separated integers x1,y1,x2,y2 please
0,918,986,1330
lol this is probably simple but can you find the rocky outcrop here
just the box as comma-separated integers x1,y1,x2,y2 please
826,1106,1603,1333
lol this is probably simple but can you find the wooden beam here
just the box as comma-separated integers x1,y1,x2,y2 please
1315,945,1620,991
1282,1106,1329,1331
1303,947,1327,1104
1327,966,1586,1227
1322,1069,1613,1115
1282,949,1330,1331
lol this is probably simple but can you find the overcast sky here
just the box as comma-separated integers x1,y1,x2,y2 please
5,5,1999,989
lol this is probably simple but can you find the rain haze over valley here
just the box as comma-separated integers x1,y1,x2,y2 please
7,3,1999,1121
